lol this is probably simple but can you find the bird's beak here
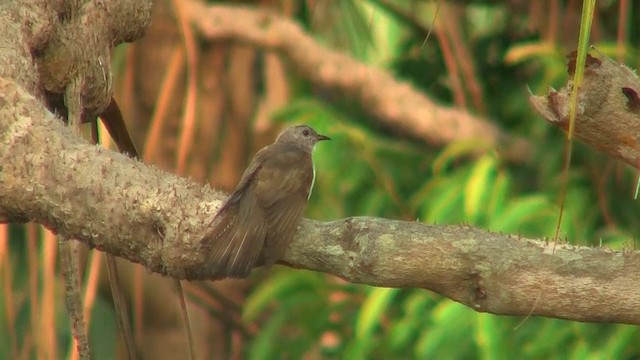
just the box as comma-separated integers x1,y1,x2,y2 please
317,134,331,141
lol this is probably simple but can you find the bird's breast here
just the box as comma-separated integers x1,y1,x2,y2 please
308,162,315,200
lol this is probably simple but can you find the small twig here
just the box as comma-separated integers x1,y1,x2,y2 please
59,238,91,360
174,280,197,360
184,283,253,338
61,80,93,360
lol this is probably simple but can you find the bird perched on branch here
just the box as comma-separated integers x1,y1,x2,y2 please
202,124,330,278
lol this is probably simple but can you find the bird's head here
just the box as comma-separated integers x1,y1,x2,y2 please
275,124,331,152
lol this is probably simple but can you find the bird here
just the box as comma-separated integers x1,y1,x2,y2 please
202,124,330,278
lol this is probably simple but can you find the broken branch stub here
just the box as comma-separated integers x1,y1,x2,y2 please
529,51,640,169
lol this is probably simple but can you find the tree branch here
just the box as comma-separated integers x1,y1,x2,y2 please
183,0,532,163
1,78,639,325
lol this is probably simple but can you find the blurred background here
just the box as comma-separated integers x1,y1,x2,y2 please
2,0,640,359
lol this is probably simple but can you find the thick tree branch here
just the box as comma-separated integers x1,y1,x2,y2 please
183,0,532,163
1,78,639,325
288,220,640,325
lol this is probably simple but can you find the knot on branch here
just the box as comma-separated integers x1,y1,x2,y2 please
3,0,152,120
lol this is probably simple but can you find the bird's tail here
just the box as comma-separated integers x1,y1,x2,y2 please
202,198,266,278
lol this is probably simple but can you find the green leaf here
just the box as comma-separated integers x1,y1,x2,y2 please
356,287,399,340
244,270,325,322
421,181,464,223
601,325,637,358
486,172,510,223
388,292,431,352
248,310,287,360
475,314,504,360
464,155,497,224
489,195,555,235
567,0,596,138
432,141,492,175
416,302,475,358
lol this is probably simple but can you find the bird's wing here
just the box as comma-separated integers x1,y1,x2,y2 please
213,146,271,214
254,146,313,207
254,146,313,265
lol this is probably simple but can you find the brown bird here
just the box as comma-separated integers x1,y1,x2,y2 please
203,124,330,278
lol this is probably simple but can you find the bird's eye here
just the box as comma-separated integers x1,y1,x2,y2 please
302,129,310,136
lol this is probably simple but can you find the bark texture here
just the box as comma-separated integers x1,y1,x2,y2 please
1,82,639,325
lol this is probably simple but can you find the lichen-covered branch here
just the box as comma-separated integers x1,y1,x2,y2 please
287,219,640,325
1,78,639,325
183,0,531,163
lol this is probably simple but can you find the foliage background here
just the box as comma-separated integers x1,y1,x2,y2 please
1,0,639,359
